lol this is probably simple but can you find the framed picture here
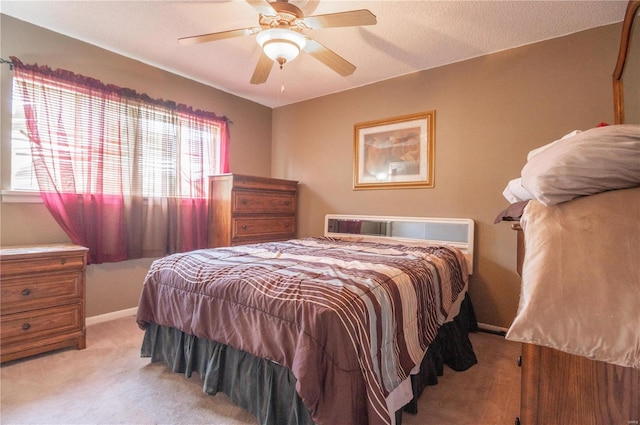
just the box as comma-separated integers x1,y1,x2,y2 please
353,111,435,190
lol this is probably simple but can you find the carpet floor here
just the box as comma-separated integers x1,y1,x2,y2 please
1,316,521,424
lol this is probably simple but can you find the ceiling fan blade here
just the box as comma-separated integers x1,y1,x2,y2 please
245,0,277,16
302,9,376,29
303,38,356,76
250,52,274,85
178,28,259,46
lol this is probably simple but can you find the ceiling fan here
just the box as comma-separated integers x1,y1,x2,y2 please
178,0,377,85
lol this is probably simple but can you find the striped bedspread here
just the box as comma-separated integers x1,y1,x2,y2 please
136,237,468,425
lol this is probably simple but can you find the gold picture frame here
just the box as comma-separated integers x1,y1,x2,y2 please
353,111,435,190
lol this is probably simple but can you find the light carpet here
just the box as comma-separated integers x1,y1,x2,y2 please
0,316,521,424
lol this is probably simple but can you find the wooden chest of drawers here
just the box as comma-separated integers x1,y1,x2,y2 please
0,244,88,363
209,174,298,247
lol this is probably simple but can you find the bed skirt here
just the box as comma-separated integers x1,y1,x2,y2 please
140,294,478,425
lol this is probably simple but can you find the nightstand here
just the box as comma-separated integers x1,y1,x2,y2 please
1,244,89,363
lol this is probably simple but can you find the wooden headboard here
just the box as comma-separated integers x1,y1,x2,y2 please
324,214,474,273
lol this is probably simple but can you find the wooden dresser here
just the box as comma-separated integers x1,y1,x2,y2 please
0,244,89,363
208,174,298,247
512,224,639,425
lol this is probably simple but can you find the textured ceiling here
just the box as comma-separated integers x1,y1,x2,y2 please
1,0,629,108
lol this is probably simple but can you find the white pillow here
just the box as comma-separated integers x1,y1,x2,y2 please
502,178,533,203
521,125,640,205
526,129,581,161
502,130,580,204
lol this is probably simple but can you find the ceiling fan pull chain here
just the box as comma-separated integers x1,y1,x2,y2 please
276,69,285,105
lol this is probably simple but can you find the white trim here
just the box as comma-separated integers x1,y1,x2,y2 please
1,190,42,203
86,307,138,326
477,322,509,335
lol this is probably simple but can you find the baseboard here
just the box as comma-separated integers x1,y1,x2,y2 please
477,322,509,336
86,307,138,326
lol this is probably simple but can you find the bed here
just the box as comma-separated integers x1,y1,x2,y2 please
504,187,640,424
496,3,640,422
136,214,478,425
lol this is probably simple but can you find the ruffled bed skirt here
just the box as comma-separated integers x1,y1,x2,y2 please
141,294,478,425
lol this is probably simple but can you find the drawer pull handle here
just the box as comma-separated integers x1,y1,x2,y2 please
22,323,31,331
517,356,522,367
284,201,290,206
242,225,248,230
61,258,67,265
21,288,31,296
284,223,289,228
241,199,248,205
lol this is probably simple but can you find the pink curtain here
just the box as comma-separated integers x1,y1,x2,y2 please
11,57,230,264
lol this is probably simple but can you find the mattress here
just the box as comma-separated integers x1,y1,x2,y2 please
506,187,640,369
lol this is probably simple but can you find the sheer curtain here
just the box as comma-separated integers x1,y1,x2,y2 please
11,57,230,264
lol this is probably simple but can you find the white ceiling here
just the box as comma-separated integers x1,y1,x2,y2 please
1,0,629,108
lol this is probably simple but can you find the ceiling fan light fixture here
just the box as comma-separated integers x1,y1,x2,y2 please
256,29,307,66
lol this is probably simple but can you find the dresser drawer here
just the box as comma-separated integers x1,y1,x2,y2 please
232,191,296,214
232,217,296,242
0,252,85,277
0,272,83,315
1,303,83,345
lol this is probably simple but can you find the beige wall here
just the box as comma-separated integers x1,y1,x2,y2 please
272,24,620,328
0,15,273,317
0,14,622,328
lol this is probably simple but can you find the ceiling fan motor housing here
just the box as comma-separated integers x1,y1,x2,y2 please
258,1,305,29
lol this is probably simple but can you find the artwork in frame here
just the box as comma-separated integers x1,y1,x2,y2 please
353,111,435,190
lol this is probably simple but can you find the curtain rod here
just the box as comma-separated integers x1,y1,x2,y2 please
1,58,14,70
0,57,234,123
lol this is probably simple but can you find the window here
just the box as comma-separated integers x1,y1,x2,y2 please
10,94,36,191
10,74,226,198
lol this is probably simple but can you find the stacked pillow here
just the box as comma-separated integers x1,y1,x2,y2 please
502,124,640,206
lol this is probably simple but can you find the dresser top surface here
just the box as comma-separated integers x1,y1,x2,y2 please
0,244,89,259
210,174,298,185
